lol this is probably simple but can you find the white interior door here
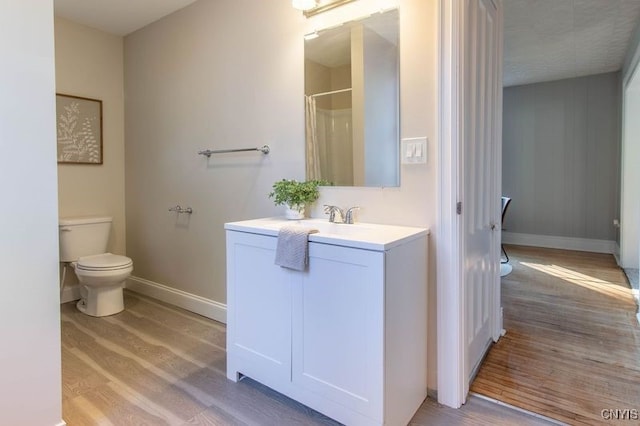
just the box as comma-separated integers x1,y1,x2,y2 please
462,0,501,388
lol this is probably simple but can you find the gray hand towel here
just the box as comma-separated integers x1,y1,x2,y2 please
274,225,318,271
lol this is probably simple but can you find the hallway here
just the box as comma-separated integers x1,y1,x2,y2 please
471,245,640,424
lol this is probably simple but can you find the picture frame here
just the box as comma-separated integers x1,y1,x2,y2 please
56,93,103,164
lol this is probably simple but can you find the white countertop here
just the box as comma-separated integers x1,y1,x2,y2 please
225,217,429,251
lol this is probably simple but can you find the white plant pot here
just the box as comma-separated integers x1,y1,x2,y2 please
285,204,305,220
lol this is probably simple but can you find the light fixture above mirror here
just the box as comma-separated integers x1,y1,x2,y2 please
293,0,358,18
292,0,317,11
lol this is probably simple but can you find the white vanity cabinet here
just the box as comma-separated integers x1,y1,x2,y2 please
225,218,428,426
225,231,292,385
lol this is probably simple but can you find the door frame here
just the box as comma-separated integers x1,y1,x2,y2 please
437,0,465,409
491,0,505,344
437,0,503,409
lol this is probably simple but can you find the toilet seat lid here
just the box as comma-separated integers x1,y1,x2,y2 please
77,253,133,271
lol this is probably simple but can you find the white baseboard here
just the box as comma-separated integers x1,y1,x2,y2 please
126,276,227,324
502,232,616,254
614,242,621,265
60,284,80,304
427,388,437,401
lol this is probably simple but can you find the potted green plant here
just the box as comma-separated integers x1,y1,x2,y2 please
269,179,330,219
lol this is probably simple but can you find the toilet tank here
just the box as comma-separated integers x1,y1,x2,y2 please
59,216,112,262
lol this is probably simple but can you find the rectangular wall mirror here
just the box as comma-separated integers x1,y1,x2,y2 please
304,8,400,187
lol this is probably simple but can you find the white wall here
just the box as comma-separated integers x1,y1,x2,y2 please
124,0,438,389
621,21,640,269
621,75,640,268
0,1,63,425
55,18,127,298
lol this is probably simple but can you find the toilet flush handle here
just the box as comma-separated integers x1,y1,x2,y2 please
60,227,72,232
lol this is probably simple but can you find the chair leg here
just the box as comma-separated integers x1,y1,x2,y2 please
501,244,509,264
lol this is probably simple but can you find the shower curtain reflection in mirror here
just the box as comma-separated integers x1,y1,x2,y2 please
305,90,354,186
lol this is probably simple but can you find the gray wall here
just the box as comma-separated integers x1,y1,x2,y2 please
502,72,621,241
124,0,305,303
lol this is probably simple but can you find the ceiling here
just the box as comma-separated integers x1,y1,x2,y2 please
504,0,640,87
54,0,198,36
54,0,640,87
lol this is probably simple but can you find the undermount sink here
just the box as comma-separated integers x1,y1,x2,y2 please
224,217,428,251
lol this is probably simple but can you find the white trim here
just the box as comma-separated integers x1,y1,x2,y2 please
634,286,640,326
60,284,81,304
437,0,465,409
623,23,640,87
502,232,616,254
623,46,640,88
470,393,566,425
126,276,227,324
614,242,621,265
491,0,505,344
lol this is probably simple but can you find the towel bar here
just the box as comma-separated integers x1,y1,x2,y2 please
198,145,270,157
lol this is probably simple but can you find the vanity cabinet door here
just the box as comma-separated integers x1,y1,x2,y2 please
226,231,292,386
292,242,385,421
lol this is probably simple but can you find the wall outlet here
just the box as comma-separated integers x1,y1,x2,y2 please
401,137,427,164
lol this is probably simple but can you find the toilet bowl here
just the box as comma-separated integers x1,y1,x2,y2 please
59,216,134,317
74,253,133,317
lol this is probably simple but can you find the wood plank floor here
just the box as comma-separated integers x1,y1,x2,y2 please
471,245,640,425
62,291,552,425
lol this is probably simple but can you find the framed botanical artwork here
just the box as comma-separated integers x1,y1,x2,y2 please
56,94,103,164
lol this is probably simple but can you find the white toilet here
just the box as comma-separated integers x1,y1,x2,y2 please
59,216,133,317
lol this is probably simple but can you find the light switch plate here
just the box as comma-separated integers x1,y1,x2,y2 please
401,137,427,164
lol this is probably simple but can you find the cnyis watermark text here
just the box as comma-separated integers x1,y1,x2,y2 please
601,409,639,421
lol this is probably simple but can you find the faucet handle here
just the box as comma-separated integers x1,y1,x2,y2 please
344,206,360,224
323,205,344,223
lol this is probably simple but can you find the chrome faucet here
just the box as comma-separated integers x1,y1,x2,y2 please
324,205,344,223
344,206,360,224
324,205,360,224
